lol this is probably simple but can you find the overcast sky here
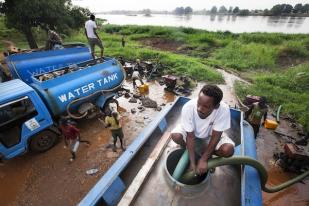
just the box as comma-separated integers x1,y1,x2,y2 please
72,0,309,12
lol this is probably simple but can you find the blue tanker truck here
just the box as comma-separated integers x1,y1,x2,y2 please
0,57,125,160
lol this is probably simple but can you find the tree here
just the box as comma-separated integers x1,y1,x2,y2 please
0,0,90,49
270,4,284,15
184,6,193,14
233,7,240,14
210,6,217,14
228,6,233,13
238,9,250,16
219,6,227,14
263,9,270,15
282,4,293,13
293,3,303,13
301,4,309,13
174,7,185,15
142,9,151,16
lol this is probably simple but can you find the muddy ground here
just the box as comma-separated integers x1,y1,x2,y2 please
1,39,308,206
0,80,176,206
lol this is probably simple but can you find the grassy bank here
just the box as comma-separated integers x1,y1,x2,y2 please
66,28,223,82
1,21,308,130
101,25,309,71
235,63,309,131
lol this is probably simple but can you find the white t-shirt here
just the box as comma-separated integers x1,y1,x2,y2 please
85,20,97,38
132,71,140,79
181,98,231,139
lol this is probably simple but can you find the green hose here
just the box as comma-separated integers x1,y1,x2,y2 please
172,150,189,180
172,152,309,193
172,139,204,180
276,105,282,123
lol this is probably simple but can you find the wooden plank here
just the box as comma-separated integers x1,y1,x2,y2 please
118,131,171,206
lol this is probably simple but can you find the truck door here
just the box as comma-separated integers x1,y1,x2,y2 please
0,96,38,149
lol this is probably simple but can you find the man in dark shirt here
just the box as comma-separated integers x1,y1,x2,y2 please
45,29,63,50
245,97,268,138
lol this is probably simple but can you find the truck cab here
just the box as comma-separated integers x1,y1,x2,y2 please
0,80,58,160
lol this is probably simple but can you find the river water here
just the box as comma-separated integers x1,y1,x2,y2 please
98,14,309,34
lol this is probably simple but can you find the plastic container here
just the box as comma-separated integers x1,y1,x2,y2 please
138,83,149,94
86,168,99,175
264,119,278,129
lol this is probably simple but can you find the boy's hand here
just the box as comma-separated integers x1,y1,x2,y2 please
190,162,197,174
197,159,208,175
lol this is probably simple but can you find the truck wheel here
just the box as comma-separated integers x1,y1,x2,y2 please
30,130,58,153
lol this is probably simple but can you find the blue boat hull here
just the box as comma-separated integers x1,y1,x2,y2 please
79,97,262,206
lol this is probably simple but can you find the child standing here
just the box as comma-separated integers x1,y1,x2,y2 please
132,69,144,89
59,118,90,162
99,111,125,152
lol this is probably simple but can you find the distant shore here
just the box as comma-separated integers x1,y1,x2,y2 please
97,12,309,18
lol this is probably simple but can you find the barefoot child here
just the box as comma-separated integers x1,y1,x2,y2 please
59,118,90,162
99,111,125,152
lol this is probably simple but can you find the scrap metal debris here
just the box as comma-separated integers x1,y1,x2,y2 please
140,97,157,108
274,143,309,173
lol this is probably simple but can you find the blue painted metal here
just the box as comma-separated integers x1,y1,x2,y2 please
242,120,262,206
5,45,92,84
79,97,263,206
79,97,190,206
102,177,126,206
0,80,54,159
158,117,167,132
30,58,125,117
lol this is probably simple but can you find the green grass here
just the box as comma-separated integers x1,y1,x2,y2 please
211,41,277,70
66,28,223,83
235,63,309,131
102,25,309,70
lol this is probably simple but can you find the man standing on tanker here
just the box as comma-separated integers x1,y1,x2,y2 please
170,85,235,175
85,14,104,60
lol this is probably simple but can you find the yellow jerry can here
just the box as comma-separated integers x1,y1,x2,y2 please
264,119,278,129
138,83,149,94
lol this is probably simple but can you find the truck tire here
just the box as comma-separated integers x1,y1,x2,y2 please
29,130,58,153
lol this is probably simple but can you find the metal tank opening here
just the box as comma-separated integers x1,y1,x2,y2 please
164,148,210,197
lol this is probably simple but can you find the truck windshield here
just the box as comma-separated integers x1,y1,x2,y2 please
0,97,38,148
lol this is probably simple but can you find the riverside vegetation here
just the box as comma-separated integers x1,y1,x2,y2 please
1,19,308,131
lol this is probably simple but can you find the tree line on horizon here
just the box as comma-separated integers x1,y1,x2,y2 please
173,3,309,16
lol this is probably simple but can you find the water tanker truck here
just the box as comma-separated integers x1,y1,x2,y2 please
0,57,125,160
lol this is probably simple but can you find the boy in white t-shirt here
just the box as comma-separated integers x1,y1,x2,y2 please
171,85,235,175
132,69,144,88
85,14,104,60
